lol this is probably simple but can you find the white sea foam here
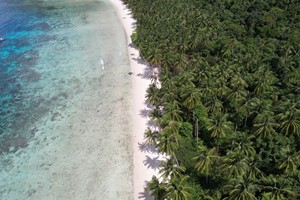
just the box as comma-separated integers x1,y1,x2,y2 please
99,58,104,70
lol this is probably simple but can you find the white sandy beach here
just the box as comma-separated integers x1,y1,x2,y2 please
109,0,162,199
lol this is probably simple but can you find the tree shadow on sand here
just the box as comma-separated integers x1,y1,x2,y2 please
128,42,135,48
131,21,137,29
143,155,161,170
142,65,156,79
146,120,158,130
138,188,154,200
139,108,151,118
132,56,149,67
138,141,157,153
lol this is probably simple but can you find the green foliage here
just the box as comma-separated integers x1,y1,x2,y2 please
132,0,300,199
165,176,193,200
147,176,167,200
179,122,193,137
176,133,198,171
130,31,139,46
223,176,258,200
207,114,233,138
260,175,297,199
194,103,209,130
194,146,219,177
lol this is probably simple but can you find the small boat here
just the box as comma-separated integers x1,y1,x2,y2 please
0,37,5,41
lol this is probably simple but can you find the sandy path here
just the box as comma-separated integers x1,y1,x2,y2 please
109,0,161,199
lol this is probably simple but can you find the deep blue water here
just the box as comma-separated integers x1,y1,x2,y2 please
1,0,52,153
0,0,104,154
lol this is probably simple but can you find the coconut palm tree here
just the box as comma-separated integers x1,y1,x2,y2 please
146,83,161,107
247,157,264,180
278,147,300,175
144,128,159,144
260,175,296,200
165,176,193,200
226,74,248,106
207,113,233,138
239,96,259,127
252,67,277,96
277,108,300,136
161,118,181,136
223,176,258,200
199,84,215,99
157,130,180,165
253,112,279,138
149,108,163,126
159,159,186,180
231,133,256,158
163,101,183,122
226,87,248,107
278,156,298,175
215,80,230,98
205,97,224,115
178,71,196,88
157,132,179,155
147,176,167,200
181,86,201,111
194,146,219,183
197,190,222,200
219,150,250,178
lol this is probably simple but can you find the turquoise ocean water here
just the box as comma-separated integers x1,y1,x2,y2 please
0,0,133,199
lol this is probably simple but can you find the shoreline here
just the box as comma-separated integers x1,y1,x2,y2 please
108,0,160,199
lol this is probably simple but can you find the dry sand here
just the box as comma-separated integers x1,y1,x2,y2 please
109,0,162,199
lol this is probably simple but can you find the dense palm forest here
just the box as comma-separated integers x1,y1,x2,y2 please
124,0,300,199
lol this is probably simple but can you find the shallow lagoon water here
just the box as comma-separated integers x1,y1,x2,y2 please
0,0,133,199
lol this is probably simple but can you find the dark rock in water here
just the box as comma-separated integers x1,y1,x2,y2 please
46,6,57,10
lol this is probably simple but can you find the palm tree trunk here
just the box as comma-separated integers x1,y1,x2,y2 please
193,111,198,138
195,119,199,141
244,115,248,127
173,153,179,166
